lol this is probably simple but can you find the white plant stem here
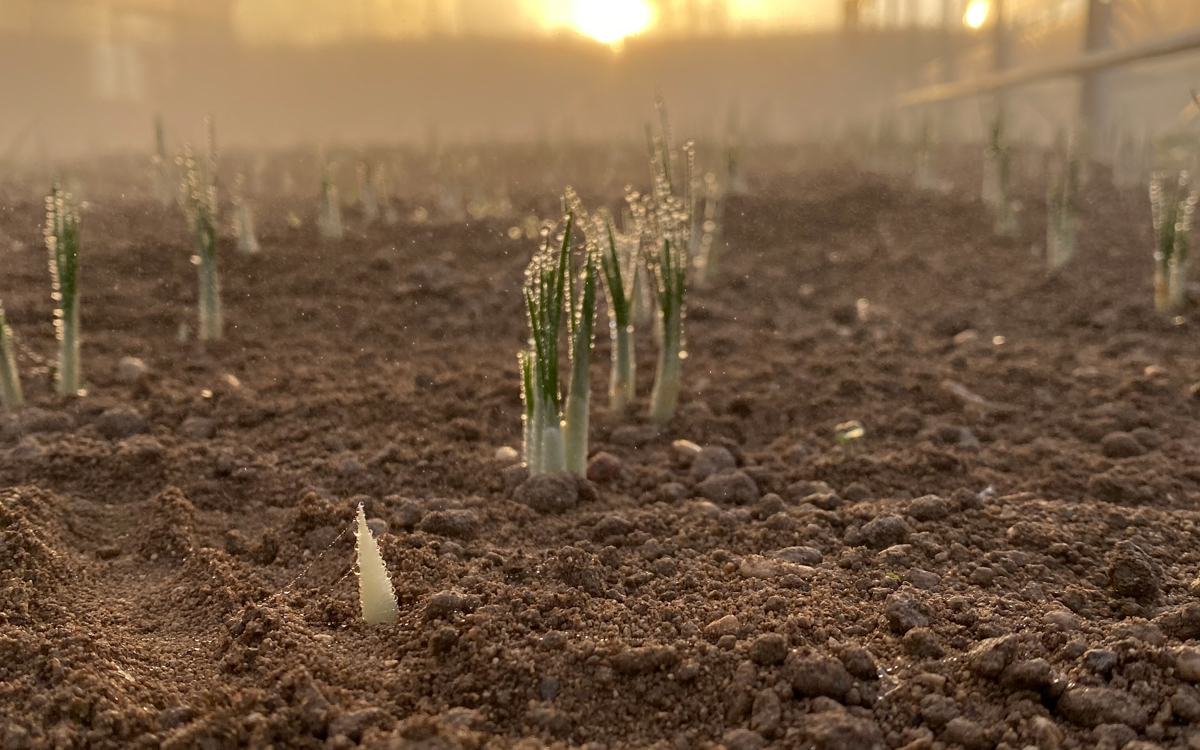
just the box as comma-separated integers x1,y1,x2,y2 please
354,504,398,624
197,248,223,341
540,420,566,474
57,304,81,395
649,323,682,426
609,323,635,413
563,387,589,475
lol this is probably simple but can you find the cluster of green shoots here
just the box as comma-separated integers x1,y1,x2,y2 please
1046,133,1080,271
596,201,639,413
520,204,587,475
982,111,1017,237
517,104,701,474
179,119,223,341
1150,171,1197,312
45,184,83,395
318,163,343,241
643,126,690,426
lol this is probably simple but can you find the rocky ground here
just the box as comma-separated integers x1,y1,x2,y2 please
2,147,1200,750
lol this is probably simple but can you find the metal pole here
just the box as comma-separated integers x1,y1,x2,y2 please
894,27,1200,107
993,0,1010,73
939,0,959,138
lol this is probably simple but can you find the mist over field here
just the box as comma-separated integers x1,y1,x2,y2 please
1,0,1198,157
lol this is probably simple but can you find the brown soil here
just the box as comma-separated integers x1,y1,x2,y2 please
2,150,1200,750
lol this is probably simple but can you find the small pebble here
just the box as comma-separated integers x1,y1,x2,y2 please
968,635,1018,678
494,446,520,463
1101,431,1146,458
705,614,740,639
514,472,580,514
1042,610,1080,631
773,546,822,566
902,627,944,659
96,544,122,560
841,647,878,680
790,655,854,701
908,494,949,521
539,676,560,701
885,592,931,634
1106,541,1162,600
747,633,787,665
417,509,479,539
1175,647,1200,682
690,445,736,479
179,416,216,440
920,695,959,729
695,471,760,506
841,481,874,503
586,452,623,482
969,566,996,586
750,689,781,738
906,568,941,591
94,406,148,440
670,439,702,463
942,717,988,750
721,728,765,750
116,356,148,382
851,515,910,549
425,592,464,620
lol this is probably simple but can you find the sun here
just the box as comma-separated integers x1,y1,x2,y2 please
963,0,990,29
572,0,653,46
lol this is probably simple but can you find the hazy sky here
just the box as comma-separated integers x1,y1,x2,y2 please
231,0,842,44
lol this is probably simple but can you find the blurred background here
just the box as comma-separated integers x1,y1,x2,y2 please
1,0,1199,156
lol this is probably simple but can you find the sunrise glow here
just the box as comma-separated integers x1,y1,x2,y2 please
964,0,990,29
571,0,653,45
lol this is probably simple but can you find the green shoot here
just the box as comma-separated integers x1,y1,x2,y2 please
0,301,23,410
232,174,260,255
151,114,173,206
1047,133,1081,271
206,114,218,186
318,163,343,241
725,132,746,196
519,350,538,472
358,162,379,225
835,420,865,446
597,203,638,413
1113,131,1148,190
1150,171,1197,312
693,170,725,287
563,188,600,475
645,131,688,425
379,164,400,226
521,211,572,474
913,118,950,194
44,184,82,394
180,143,222,341
983,110,1015,235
